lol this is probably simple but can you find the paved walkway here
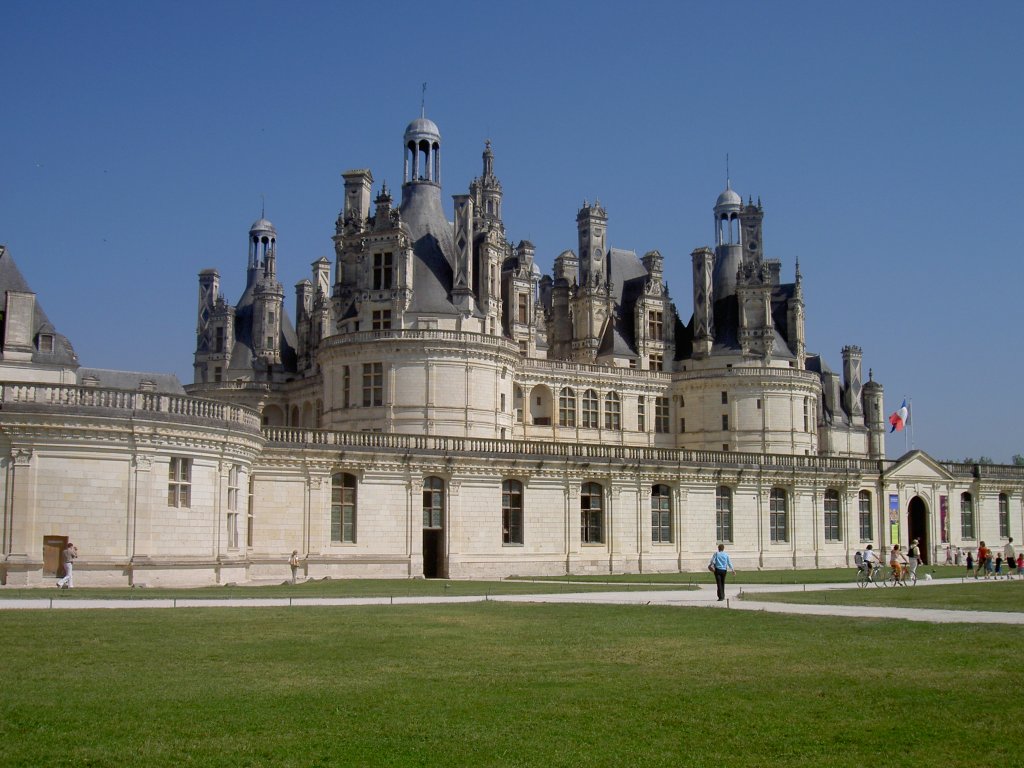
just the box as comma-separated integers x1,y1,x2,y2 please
2,577,1022,624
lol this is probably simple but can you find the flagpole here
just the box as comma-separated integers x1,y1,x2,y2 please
904,395,909,453
909,397,915,450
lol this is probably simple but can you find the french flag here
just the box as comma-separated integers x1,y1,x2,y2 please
889,399,910,433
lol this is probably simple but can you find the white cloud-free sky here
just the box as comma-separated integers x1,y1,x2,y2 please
2,0,1021,461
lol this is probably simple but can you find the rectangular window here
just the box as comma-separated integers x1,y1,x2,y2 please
604,394,621,430
722,414,729,431
769,489,788,543
679,418,685,433
637,397,646,432
649,353,663,372
362,362,383,407
559,389,576,428
246,476,254,547
648,310,663,341
214,327,224,353
373,252,394,290
961,493,975,540
824,491,841,541
500,393,506,412
721,391,728,405
651,485,672,544
716,487,733,543
331,473,357,543
517,294,528,324
372,309,392,330
168,457,191,508
999,493,1010,539
655,397,670,433
859,492,873,542
213,367,222,383
581,483,604,544
581,390,599,429
227,464,240,548
342,366,350,409
502,480,523,545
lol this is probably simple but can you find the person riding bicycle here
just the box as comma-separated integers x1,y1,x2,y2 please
862,545,881,581
890,544,908,583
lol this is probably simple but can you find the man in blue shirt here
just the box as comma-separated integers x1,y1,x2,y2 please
710,544,736,601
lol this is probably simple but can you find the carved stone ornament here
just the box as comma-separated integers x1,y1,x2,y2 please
12,448,33,466
134,454,153,471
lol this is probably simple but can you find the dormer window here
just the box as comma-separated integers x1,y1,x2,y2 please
37,333,54,353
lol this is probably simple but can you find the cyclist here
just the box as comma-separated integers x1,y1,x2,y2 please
889,544,908,583
862,544,881,582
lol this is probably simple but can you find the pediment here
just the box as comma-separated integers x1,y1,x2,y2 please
884,450,954,482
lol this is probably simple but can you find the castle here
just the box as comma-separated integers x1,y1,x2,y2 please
1,115,1020,585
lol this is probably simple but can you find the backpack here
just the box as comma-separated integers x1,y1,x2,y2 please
854,551,864,566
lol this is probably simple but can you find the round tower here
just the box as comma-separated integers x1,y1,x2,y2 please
712,183,743,301
403,117,441,186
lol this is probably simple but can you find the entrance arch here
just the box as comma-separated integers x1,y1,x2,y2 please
907,496,928,564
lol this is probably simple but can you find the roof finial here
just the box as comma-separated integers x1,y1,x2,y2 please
421,82,427,118
261,193,265,220
726,153,731,189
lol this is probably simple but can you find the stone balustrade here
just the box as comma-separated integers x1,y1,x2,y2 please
0,383,263,431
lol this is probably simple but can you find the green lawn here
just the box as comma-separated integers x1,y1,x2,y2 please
0,577,693,601
513,565,968,585
1,604,1021,767
741,579,1024,612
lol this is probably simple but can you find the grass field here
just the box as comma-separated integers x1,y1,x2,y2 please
2,602,1022,767
741,579,1024,612
0,577,694,601
512,565,970,585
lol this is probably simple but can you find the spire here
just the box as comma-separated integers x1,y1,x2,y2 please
420,82,427,118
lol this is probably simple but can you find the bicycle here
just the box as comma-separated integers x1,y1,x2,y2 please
856,563,887,587
886,565,917,587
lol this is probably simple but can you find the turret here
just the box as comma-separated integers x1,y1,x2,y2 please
576,200,608,288
712,184,743,300
863,369,885,458
842,345,865,425
691,247,715,359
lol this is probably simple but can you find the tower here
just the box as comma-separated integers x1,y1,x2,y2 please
576,201,607,288
712,183,743,300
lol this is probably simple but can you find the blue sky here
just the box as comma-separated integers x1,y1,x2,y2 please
2,1,1021,462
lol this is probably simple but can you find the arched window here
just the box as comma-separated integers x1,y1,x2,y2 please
961,492,975,539
581,389,599,429
604,392,621,430
331,473,357,543
423,476,445,529
715,486,733,543
559,387,577,427
651,484,672,543
824,490,841,541
502,480,523,545
858,490,873,542
769,488,788,543
581,482,604,543
999,493,1010,539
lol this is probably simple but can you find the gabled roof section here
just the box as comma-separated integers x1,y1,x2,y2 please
0,245,79,367
883,450,955,482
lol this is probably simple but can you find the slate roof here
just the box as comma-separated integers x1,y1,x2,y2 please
0,245,79,367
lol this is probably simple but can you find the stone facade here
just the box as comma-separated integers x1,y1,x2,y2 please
2,118,1023,586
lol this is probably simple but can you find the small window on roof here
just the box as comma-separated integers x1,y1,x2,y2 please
37,334,54,353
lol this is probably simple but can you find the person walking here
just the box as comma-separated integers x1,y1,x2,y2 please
907,538,921,580
289,550,300,584
1004,538,1016,578
709,543,736,602
55,541,78,589
976,541,990,579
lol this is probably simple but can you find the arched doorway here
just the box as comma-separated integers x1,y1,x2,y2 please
907,496,928,564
